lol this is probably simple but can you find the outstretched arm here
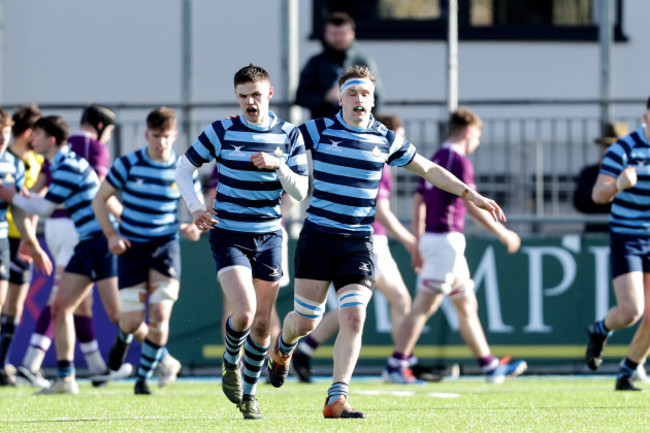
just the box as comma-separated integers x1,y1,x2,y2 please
466,201,520,254
404,153,505,222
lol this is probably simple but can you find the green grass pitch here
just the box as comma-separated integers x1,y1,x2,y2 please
1,375,647,432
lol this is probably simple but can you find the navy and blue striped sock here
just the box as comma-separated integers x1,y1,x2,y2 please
327,382,349,406
224,316,249,366
137,339,165,380
57,359,75,378
618,357,639,379
242,335,269,398
590,319,613,336
277,332,297,357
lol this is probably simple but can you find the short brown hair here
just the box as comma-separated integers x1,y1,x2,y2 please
0,108,14,129
375,114,402,132
338,65,376,88
146,107,177,131
34,115,69,146
234,64,270,88
326,11,356,30
448,107,482,138
12,104,41,136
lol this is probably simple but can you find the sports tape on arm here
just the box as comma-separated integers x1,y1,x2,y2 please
276,161,309,201
175,155,205,214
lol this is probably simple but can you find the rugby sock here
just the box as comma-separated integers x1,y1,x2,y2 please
137,339,165,380
618,357,639,379
22,305,56,371
297,335,320,356
224,316,249,366
0,314,18,366
591,319,613,336
387,351,410,371
242,335,269,398
22,333,52,372
34,306,55,339
108,330,134,371
478,354,499,373
57,360,75,378
326,382,349,405
277,332,297,357
74,315,107,374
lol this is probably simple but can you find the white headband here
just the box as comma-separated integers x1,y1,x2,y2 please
339,78,375,94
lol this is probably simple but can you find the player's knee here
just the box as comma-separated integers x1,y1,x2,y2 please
251,315,270,336
231,311,255,330
150,281,179,304
294,317,319,337
339,308,365,334
148,319,170,337
620,304,643,325
120,287,146,314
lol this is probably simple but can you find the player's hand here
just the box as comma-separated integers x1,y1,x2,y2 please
192,209,218,231
403,234,418,256
251,152,281,170
180,222,201,241
21,240,53,276
616,166,637,191
108,233,131,255
0,182,17,203
467,190,506,223
411,248,423,274
499,229,521,254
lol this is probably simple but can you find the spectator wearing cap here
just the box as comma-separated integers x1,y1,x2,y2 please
573,122,630,232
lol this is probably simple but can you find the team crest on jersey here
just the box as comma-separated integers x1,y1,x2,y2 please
273,146,284,158
371,146,382,158
3,174,13,183
134,178,145,187
171,181,178,189
229,145,246,157
326,139,343,152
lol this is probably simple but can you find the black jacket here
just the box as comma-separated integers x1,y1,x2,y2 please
295,41,383,118
573,163,611,233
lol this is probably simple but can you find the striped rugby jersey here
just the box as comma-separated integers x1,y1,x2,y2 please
107,147,201,243
299,112,416,236
0,152,26,239
600,126,650,236
184,112,308,234
44,146,102,241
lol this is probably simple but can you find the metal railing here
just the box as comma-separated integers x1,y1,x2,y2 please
22,98,646,236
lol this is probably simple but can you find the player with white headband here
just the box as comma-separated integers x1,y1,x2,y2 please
266,65,508,419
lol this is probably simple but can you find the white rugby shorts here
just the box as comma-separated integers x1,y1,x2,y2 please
45,218,79,266
372,234,399,280
416,231,470,295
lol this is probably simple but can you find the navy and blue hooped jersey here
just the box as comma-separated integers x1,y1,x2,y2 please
0,152,26,239
44,146,102,241
107,148,201,243
299,112,416,236
601,126,650,236
184,111,308,233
